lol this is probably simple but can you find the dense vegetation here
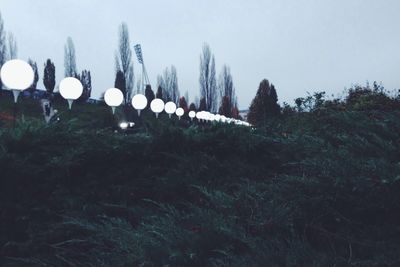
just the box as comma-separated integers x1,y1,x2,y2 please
1,86,400,266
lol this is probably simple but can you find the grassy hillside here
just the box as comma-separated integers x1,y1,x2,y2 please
0,95,400,266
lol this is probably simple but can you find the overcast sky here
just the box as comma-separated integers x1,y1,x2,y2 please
1,0,399,109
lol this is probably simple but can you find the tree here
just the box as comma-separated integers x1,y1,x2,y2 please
218,96,231,117
64,37,77,77
247,79,281,125
144,85,155,108
157,65,180,104
79,70,92,102
218,65,236,117
0,12,7,90
179,96,188,113
189,102,197,111
199,43,217,112
114,70,126,100
156,86,163,100
199,97,206,111
27,59,39,93
115,22,134,104
43,59,56,94
7,32,17,60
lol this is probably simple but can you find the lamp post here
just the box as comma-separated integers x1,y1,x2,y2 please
150,98,164,118
104,88,124,114
164,101,177,118
131,94,147,116
59,77,83,109
188,111,196,121
0,59,35,127
175,107,184,120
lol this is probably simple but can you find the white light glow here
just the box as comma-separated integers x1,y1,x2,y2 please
59,77,83,109
175,107,184,119
150,98,165,118
131,94,148,116
104,88,124,114
0,59,34,103
164,102,177,118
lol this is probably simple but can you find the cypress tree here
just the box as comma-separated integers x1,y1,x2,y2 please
247,79,280,125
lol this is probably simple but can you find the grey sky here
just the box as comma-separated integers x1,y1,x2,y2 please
1,0,399,109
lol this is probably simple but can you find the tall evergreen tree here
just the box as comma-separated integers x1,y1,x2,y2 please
179,96,189,113
43,59,56,94
189,102,197,111
199,97,207,111
156,86,163,100
247,79,280,125
144,85,155,109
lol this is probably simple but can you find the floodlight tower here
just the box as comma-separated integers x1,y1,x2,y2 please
134,44,150,92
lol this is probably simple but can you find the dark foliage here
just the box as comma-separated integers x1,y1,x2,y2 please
248,79,281,125
144,85,155,109
43,59,56,95
0,101,400,266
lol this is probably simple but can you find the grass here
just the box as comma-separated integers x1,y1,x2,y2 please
0,95,400,266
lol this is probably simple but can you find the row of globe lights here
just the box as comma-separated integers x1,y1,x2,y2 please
104,88,250,126
0,59,250,126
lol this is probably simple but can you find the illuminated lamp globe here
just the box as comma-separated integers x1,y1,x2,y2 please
220,115,227,123
175,107,184,119
104,88,124,114
59,77,83,109
150,98,165,118
0,59,34,103
131,94,148,116
164,101,177,118
215,114,221,122
188,110,196,121
209,113,216,122
196,111,202,121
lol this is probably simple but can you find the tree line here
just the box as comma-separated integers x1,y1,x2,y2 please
0,13,243,118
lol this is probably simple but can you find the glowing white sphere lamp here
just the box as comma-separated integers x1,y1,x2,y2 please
150,98,164,118
209,113,216,122
131,94,148,116
0,59,34,103
196,111,202,121
104,88,124,114
175,107,184,120
59,77,83,109
164,101,177,118
188,110,196,121
220,115,227,123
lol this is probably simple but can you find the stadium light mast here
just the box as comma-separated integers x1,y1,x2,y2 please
134,44,150,92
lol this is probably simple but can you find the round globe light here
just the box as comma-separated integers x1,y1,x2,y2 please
104,88,124,114
188,110,196,121
59,77,83,109
131,94,148,116
215,114,221,122
150,98,165,118
164,101,177,118
175,107,184,119
209,113,216,122
0,59,34,103
196,111,202,120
